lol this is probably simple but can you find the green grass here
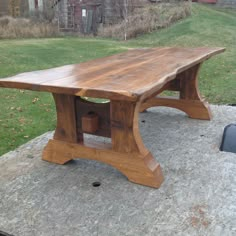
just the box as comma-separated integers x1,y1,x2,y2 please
0,38,127,155
0,4,236,155
126,4,236,103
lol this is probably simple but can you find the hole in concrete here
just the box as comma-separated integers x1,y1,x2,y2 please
92,181,101,187
141,120,146,123
0,231,14,236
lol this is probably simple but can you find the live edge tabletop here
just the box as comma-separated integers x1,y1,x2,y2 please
0,47,225,188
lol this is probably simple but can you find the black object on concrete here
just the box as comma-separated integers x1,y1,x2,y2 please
220,124,236,153
0,231,14,236
92,181,101,187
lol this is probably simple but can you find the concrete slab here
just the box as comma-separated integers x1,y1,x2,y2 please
0,105,236,236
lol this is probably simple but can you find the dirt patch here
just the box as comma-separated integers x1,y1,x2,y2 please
190,205,211,229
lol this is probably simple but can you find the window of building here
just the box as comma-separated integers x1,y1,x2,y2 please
82,8,87,17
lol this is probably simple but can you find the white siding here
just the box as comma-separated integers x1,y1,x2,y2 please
28,0,44,11
28,0,35,11
38,0,43,11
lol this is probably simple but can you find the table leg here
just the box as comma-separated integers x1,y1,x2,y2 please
42,94,83,164
42,94,164,188
110,100,164,188
140,63,212,120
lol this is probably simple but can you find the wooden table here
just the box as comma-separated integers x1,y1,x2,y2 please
0,47,225,188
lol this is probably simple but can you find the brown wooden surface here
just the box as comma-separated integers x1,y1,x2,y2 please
0,47,225,101
43,139,164,188
43,93,164,187
110,100,148,155
76,97,111,137
0,47,225,188
81,113,99,133
140,63,212,120
52,94,83,143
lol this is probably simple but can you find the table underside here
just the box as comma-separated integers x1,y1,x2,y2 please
42,63,211,188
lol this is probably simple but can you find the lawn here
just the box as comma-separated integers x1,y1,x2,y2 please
0,4,236,155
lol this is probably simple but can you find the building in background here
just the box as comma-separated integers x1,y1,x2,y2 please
52,0,103,34
28,0,44,12
0,0,46,17
0,0,8,16
0,0,189,34
53,0,153,34
0,0,25,17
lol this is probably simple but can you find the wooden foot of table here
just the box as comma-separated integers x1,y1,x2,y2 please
42,94,164,188
42,144,73,164
140,63,212,120
140,96,212,120
43,139,163,188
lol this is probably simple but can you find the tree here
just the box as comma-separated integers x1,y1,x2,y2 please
115,0,134,40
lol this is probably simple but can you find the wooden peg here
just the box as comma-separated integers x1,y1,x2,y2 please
82,112,99,133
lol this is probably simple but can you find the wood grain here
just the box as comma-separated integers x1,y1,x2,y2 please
0,47,225,188
0,47,225,101
81,112,99,133
43,139,164,188
52,93,82,143
76,97,111,137
111,100,148,155
140,96,212,120
42,94,83,164
43,94,164,187
140,63,212,120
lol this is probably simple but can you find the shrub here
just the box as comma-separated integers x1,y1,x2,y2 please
0,16,58,39
98,2,192,40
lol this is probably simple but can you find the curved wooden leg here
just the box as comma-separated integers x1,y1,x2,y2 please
140,96,212,120
42,94,83,164
140,64,212,120
42,94,164,188
110,100,164,188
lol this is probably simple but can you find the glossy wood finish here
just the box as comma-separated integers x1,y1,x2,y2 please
140,63,212,120
43,95,164,188
0,47,225,101
0,47,225,188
